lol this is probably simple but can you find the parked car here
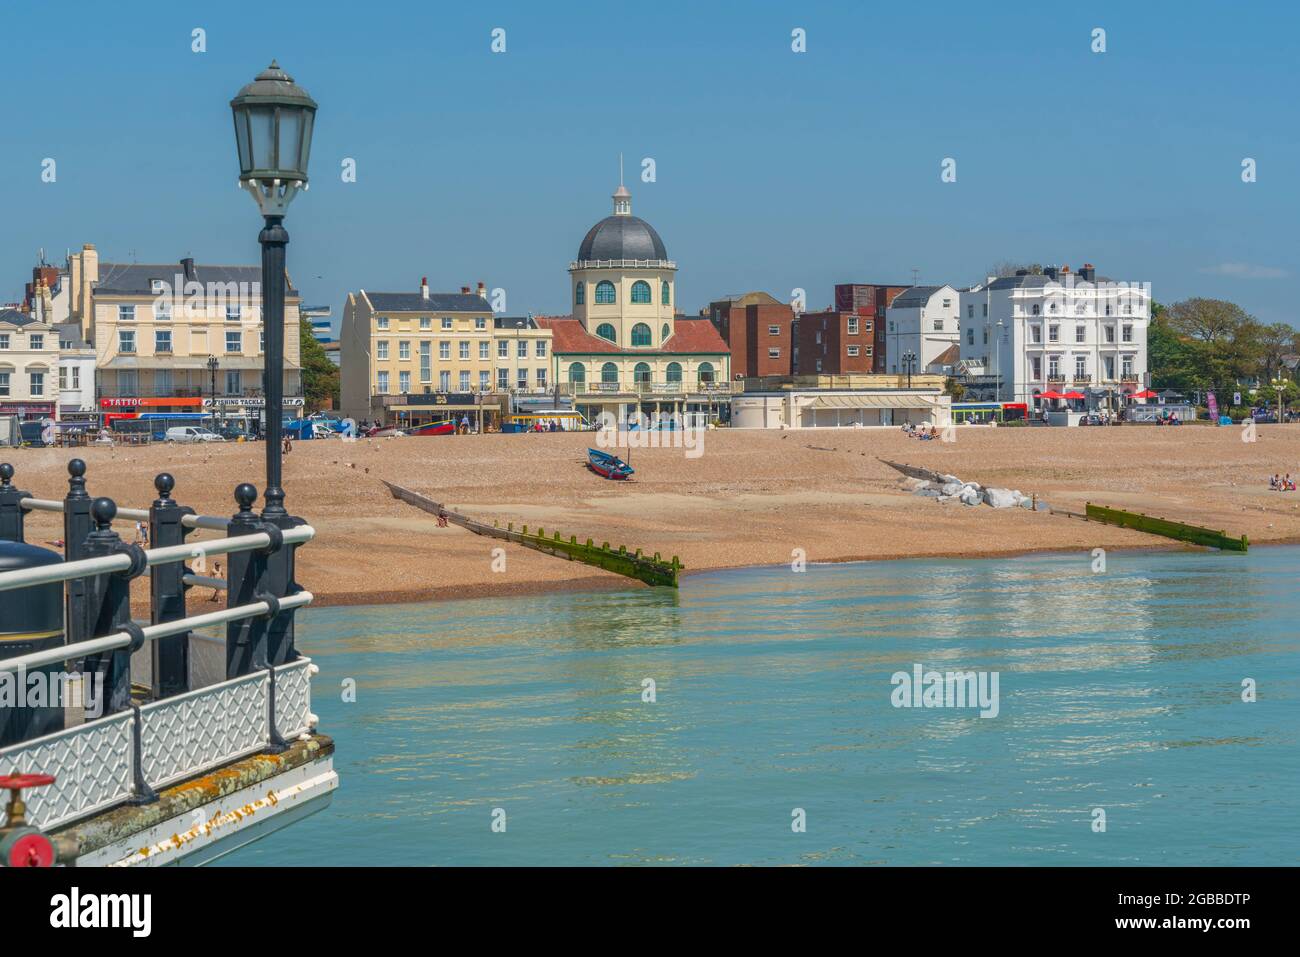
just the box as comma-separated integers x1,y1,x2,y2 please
165,426,223,443
1079,413,1104,426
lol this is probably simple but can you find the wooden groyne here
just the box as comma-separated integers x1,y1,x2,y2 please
383,481,682,587
1084,503,1248,552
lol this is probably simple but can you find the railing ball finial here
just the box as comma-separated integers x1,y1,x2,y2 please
91,496,117,529
234,482,258,514
68,458,86,478
154,472,175,499
0,463,13,486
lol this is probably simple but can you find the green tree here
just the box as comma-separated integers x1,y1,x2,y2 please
299,318,339,411
1161,297,1262,393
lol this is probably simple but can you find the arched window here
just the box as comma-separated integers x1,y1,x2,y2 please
666,361,682,383
596,323,617,343
574,281,585,305
568,362,586,384
661,281,670,305
630,280,652,304
633,362,652,385
697,361,715,384
661,323,671,343
601,362,619,384
594,280,616,304
631,323,652,347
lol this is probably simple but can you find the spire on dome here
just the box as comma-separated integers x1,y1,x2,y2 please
612,153,631,215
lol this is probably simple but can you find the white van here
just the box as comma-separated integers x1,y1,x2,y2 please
165,426,222,443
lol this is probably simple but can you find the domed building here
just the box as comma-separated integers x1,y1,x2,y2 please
538,180,731,426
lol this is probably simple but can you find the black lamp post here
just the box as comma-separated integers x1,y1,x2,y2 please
230,61,316,520
206,354,218,422
902,350,917,389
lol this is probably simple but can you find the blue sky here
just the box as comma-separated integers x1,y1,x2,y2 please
2,0,1297,327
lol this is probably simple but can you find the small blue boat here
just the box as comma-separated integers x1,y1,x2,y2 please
587,448,634,480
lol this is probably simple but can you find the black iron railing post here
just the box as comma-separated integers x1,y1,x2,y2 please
63,458,94,653
0,463,30,543
80,498,147,717
224,482,302,679
149,473,195,698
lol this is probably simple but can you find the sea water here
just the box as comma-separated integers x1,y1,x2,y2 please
219,548,1299,866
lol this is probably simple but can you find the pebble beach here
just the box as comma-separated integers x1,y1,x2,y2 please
9,423,1300,608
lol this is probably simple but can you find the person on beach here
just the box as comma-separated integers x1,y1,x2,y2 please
282,434,292,454
209,560,223,602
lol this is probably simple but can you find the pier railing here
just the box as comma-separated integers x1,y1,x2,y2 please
0,656,317,830
0,457,319,830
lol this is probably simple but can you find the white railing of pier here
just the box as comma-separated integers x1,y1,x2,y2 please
0,656,318,831
0,524,315,594
19,496,233,531
0,590,314,675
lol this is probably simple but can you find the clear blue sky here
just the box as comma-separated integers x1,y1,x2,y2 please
2,0,1297,327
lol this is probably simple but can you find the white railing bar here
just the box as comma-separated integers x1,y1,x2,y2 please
0,590,314,674
182,514,231,531
0,525,315,593
182,573,226,590
19,497,230,529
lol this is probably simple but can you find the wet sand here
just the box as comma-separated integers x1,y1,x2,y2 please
8,423,1300,609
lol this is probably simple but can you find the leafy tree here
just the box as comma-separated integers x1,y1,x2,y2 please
299,318,339,411
943,376,965,400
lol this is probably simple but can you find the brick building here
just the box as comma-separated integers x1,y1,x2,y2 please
793,309,874,374
833,283,909,372
706,291,794,379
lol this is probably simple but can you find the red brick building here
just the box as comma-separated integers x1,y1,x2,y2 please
706,291,795,378
834,283,910,373
793,310,874,374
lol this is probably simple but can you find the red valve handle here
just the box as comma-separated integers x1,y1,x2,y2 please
0,774,56,790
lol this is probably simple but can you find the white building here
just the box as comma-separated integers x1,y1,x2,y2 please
884,285,960,376
957,264,1150,408
54,323,96,421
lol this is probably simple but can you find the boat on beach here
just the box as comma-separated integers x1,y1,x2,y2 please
406,420,456,437
587,448,634,480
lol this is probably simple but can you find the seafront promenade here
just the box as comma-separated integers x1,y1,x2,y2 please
8,425,1296,607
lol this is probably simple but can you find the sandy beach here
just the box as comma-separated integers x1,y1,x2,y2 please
7,424,1300,609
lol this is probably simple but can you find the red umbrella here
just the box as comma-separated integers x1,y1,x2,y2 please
1130,389,1157,399
1062,390,1086,400
1038,391,1064,400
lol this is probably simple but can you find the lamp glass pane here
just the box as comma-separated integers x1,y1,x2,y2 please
249,106,276,170
233,110,252,173
298,110,315,173
277,107,304,176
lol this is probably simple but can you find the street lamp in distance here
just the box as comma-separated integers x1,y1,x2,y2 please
206,355,219,430
901,350,918,390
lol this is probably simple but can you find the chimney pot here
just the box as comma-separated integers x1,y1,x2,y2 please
420,276,429,300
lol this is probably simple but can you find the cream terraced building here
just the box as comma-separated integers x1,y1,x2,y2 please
339,281,497,423
66,244,302,405
0,309,60,419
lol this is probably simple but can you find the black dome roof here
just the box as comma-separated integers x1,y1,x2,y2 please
577,215,668,262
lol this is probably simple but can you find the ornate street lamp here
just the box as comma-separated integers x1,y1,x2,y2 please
206,354,219,427
902,350,917,390
230,61,316,519
1272,374,1288,424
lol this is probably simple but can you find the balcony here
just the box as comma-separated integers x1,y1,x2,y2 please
1046,374,1066,384
97,384,305,399
563,380,732,396
1072,374,1092,384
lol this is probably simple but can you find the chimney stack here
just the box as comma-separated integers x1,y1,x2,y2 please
421,276,429,300
477,281,487,299
461,285,470,295
181,257,196,282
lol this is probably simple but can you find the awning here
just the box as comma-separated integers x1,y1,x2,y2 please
805,393,944,410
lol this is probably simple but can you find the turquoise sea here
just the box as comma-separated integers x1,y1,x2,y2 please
220,548,1299,866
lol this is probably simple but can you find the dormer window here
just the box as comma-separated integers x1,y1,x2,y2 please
150,279,166,294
